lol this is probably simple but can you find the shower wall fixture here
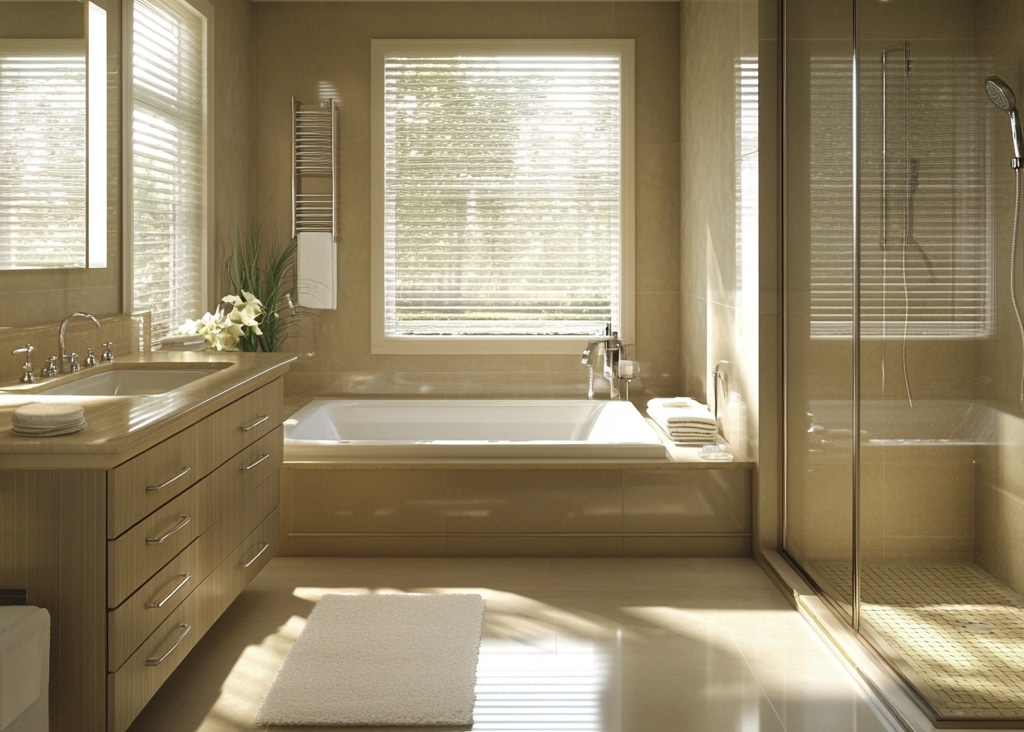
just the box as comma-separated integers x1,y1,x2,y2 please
292,97,338,309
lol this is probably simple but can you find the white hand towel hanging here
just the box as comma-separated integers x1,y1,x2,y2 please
296,231,337,310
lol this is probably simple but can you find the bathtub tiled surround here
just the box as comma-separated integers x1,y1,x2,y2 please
280,462,752,557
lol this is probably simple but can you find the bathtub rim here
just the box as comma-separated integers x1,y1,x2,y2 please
282,397,679,461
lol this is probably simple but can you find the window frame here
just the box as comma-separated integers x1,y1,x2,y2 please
370,38,635,356
122,0,213,340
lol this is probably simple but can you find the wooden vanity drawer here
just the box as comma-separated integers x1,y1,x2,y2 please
216,509,280,613
195,379,283,464
107,425,202,539
212,472,280,562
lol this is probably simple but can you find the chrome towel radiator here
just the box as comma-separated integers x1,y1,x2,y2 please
291,97,337,240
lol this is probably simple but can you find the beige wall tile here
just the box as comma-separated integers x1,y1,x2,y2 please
286,469,447,534
975,482,1024,595
623,469,751,534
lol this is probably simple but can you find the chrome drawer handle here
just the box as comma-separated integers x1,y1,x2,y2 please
240,542,269,568
238,414,269,432
146,465,191,492
145,623,191,666
145,515,191,545
145,574,191,609
241,453,270,472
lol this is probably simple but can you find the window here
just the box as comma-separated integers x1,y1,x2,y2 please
127,0,210,340
371,39,634,355
0,40,86,269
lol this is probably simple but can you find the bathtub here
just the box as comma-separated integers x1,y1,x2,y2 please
283,398,669,460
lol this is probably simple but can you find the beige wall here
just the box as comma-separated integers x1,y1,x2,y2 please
679,0,762,484
973,0,1024,592
250,1,681,402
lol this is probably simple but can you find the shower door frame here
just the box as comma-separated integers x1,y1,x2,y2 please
779,0,863,631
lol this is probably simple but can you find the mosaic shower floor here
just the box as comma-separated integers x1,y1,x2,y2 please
815,563,1024,722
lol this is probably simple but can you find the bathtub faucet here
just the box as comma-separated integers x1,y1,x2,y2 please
581,325,626,399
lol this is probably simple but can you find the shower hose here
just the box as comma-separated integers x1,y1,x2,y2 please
1011,168,1024,404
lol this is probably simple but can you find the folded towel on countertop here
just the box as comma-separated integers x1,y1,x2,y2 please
646,397,718,446
157,334,207,351
11,402,87,437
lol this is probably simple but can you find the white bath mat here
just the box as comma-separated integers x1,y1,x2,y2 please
255,593,485,726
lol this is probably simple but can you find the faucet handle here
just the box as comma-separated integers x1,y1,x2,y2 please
101,342,114,362
11,344,36,384
69,352,81,372
85,347,97,367
41,355,58,378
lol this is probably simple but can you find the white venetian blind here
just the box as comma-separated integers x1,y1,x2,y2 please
0,41,86,269
809,55,992,339
131,0,205,339
379,42,627,339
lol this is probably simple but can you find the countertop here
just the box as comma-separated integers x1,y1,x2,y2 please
0,351,295,470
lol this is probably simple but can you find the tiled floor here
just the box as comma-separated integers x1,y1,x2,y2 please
817,563,1024,721
127,557,898,732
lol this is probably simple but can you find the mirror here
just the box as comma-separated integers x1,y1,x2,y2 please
0,0,106,269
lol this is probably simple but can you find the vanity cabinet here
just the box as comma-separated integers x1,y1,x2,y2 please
0,376,285,732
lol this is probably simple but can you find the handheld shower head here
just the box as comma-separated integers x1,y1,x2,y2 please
986,76,1024,169
986,76,1017,111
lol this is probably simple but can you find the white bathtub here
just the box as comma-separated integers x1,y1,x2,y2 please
284,399,669,460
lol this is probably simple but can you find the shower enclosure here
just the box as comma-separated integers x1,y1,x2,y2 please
782,0,1024,725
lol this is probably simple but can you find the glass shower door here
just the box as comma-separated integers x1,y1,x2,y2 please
784,0,1024,724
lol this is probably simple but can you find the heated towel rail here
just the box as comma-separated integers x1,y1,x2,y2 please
291,97,337,240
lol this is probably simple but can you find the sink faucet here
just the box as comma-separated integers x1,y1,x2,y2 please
59,312,100,373
581,324,626,399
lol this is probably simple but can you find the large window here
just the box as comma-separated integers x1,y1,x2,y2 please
127,0,210,340
371,39,634,355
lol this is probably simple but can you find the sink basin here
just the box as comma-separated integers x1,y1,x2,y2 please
36,368,219,396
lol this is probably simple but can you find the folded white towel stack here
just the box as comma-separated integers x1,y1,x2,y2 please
646,397,718,446
11,403,87,437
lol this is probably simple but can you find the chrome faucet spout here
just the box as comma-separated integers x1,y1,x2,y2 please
581,339,606,366
59,312,100,373
580,326,628,399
